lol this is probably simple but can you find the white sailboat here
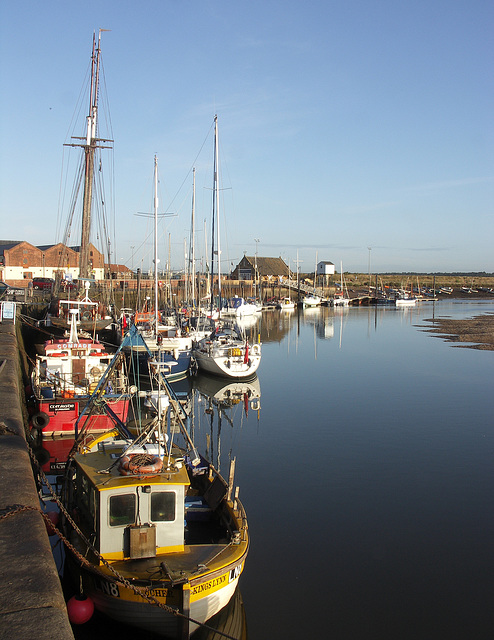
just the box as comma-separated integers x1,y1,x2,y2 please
222,295,260,317
192,116,261,379
303,252,322,307
277,260,296,309
333,261,351,306
395,280,417,307
277,297,296,311
129,156,196,382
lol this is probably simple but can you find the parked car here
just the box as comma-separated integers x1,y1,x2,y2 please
32,277,55,290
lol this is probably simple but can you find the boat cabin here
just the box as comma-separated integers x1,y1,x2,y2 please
37,339,113,397
72,448,190,561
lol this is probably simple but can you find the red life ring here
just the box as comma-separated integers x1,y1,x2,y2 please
119,454,163,476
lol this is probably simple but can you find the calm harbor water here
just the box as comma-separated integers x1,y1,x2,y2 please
69,299,494,639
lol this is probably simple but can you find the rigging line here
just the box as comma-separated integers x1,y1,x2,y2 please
59,159,85,266
57,148,78,245
55,145,68,243
95,158,111,252
63,61,92,142
98,60,115,141
164,119,215,214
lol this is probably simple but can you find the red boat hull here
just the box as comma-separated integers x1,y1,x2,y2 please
32,396,130,437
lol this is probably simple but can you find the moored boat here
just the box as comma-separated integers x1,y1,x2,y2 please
192,320,261,379
60,349,249,637
221,296,259,317
191,117,261,380
49,283,114,333
395,296,418,307
29,310,131,436
302,293,322,307
276,296,296,310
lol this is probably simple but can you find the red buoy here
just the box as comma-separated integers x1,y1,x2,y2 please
44,511,59,536
67,594,94,624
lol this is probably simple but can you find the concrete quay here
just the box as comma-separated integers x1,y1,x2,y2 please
0,319,74,640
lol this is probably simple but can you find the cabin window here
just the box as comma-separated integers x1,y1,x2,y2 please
109,494,136,527
151,492,176,522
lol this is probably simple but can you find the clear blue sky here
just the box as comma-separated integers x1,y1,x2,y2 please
1,0,492,274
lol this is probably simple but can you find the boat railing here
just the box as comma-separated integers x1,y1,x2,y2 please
38,366,127,397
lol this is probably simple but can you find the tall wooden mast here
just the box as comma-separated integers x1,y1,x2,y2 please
66,30,113,282
79,32,99,280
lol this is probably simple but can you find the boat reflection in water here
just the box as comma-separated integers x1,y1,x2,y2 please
193,374,260,414
191,586,247,639
192,373,261,473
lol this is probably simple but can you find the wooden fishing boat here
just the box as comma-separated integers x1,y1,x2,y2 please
61,344,249,638
29,310,131,436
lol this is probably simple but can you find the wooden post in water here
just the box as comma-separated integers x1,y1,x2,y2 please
227,457,236,502
180,584,191,639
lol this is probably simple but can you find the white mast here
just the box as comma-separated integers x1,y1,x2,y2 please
210,115,220,314
314,251,318,294
189,168,196,307
154,155,159,337
215,116,221,310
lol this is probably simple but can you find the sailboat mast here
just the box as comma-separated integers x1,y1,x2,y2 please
154,155,159,336
68,29,113,283
215,117,221,308
314,251,318,294
210,115,220,314
190,168,196,307
79,33,100,281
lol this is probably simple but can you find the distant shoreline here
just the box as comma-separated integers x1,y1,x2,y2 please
422,313,494,351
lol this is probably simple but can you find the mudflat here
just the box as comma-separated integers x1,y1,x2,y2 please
423,313,494,350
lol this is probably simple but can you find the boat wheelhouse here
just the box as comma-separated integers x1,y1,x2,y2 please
62,424,248,636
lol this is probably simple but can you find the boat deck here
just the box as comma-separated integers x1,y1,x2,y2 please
106,542,235,581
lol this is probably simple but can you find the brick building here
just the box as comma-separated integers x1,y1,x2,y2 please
0,241,105,283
